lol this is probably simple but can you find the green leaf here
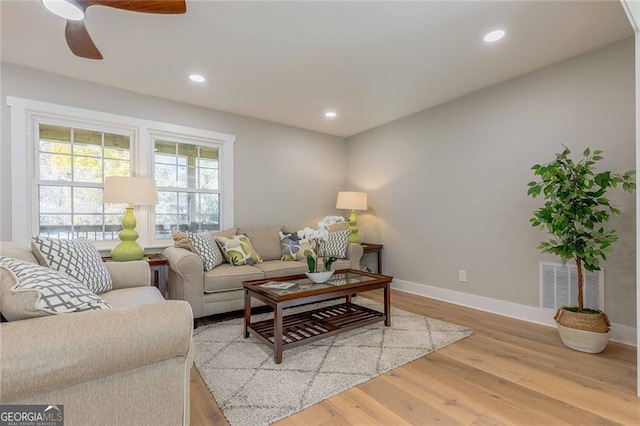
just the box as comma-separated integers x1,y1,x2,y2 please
592,155,604,161
583,148,590,157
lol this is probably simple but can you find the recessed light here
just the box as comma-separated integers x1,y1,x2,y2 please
189,74,206,83
325,111,337,118
42,0,85,21
484,30,505,43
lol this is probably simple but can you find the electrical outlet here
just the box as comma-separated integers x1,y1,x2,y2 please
458,270,467,282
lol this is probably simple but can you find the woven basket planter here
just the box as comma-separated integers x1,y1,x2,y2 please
554,307,611,353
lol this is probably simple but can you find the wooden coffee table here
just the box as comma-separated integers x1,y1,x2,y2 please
243,269,392,364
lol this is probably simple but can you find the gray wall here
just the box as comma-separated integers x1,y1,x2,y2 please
0,63,347,240
347,37,636,327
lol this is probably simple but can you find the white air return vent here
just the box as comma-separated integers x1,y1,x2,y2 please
540,262,604,310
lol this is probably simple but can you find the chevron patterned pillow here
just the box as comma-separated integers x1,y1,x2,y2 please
0,257,111,321
31,237,112,294
188,232,224,271
321,229,350,259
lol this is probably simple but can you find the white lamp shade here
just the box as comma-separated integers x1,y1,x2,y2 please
103,176,158,205
336,191,367,211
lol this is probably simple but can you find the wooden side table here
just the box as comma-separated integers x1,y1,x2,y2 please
361,243,383,274
102,253,169,298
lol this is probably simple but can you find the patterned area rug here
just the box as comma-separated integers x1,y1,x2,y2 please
193,298,473,426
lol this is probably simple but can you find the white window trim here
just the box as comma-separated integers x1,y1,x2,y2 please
7,96,235,249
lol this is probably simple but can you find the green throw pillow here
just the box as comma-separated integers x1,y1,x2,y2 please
214,234,263,266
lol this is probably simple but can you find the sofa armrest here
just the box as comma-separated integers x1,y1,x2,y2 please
105,260,151,289
162,246,206,318
346,243,364,270
0,301,193,402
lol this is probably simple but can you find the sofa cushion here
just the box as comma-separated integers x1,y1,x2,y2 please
236,227,282,261
279,231,315,261
187,232,224,271
214,234,263,266
320,229,350,259
31,236,112,294
203,264,264,293
0,257,111,321
100,286,166,308
253,260,308,279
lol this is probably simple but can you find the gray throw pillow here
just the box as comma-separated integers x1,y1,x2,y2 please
31,237,113,294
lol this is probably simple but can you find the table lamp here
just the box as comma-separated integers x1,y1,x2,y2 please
336,191,367,244
103,176,158,261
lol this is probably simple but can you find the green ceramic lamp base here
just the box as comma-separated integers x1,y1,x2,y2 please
111,205,144,261
347,209,362,244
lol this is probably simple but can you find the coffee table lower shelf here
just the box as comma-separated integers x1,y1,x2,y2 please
248,302,385,352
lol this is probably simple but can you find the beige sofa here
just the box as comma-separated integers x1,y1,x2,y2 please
0,242,193,426
163,226,364,320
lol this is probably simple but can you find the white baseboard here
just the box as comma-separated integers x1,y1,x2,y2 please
392,279,637,347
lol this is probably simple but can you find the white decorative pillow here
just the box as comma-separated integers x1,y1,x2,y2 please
0,257,111,321
279,231,315,261
31,237,112,294
214,234,263,266
187,232,224,271
321,230,350,259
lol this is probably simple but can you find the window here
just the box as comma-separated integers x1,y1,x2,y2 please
154,137,221,238
37,123,132,240
8,97,235,248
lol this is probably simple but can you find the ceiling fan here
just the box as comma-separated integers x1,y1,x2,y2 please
41,0,187,60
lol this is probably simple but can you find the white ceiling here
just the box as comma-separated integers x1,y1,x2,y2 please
1,1,633,137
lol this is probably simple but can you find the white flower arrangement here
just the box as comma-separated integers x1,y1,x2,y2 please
317,215,346,231
297,215,346,241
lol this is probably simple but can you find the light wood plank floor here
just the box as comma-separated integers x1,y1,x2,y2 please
190,290,639,425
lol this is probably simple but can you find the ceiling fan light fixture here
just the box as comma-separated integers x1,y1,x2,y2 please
42,0,85,21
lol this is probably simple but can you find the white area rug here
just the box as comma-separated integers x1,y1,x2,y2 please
193,298,473,426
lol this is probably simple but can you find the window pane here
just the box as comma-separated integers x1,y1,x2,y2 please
39,124,71,143
73,157,102,183
104,133,130,159
177,166,189,188
198,193,219,215
39,186,71,213
157,191,177,214
198,168,218,190
155,153,177,165
40,153,72,181
156,164,178,187
199,146,218,161
73,128,102,157
40,140,71,154
73,187,103,214
155,141,176,158
104,159,130,178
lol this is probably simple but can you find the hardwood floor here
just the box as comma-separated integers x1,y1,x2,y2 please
190,290,639,425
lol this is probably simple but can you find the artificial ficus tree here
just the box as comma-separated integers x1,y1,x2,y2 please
527,147,635,311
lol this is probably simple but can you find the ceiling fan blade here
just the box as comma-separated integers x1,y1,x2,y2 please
65,20,103,60
81,0,186,14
